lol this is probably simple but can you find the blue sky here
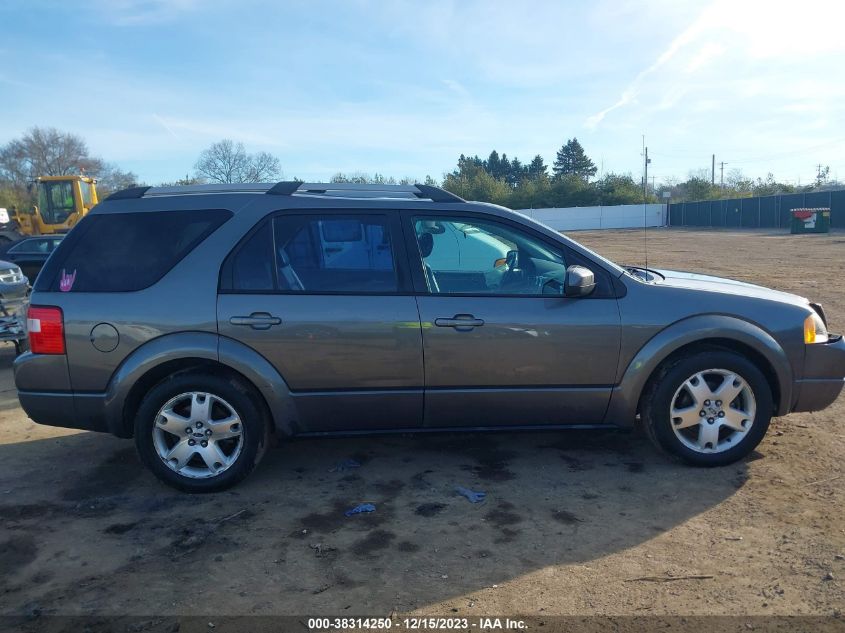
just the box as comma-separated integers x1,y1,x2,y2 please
1,0,843,186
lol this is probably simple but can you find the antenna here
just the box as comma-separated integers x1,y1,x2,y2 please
642,135,650,273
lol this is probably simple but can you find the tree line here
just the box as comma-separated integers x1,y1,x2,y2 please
0,127,838,212
439,138,651,208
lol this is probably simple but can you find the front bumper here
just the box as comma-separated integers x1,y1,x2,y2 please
792,334,845,412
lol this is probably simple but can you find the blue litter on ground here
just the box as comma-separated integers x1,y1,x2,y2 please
454,486,486,503
329,458,362,473
344,503,376,517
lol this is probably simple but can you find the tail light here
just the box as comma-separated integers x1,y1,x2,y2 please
27,306,65,354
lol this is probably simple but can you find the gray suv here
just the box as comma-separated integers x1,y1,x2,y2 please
14,182,845,492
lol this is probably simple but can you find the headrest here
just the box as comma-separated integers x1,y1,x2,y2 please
417,232,434,258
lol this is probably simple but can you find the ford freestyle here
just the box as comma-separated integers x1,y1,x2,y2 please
14,182,845,491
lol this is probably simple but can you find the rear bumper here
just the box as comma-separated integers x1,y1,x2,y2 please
15,351,114,435
792,335,845,412
17,391,109,433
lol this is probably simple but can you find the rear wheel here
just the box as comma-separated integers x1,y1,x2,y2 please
642,350,773,466
134,371,269,492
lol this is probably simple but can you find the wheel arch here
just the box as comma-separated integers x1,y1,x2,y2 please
103,332,297,438
635,338,781,421
606,315,793,427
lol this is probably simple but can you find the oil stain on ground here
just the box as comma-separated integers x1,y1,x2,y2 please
351,529,396,556
298,500,392,535
422,435,518,482
485,501,523,530
0,535,38,576
415,503,446,517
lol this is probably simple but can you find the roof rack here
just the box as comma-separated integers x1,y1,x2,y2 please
106,181,464,203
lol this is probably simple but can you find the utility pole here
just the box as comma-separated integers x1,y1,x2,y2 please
711,154,715,185
720,161,725,194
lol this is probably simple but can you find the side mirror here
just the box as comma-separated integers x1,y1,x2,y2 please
564,265,596,297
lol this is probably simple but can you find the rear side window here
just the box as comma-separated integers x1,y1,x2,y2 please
222,221,275,292
36,209,230,292
220,213,398,294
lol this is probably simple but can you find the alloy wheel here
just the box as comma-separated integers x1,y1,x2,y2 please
669,369,757,454
152,392,244,479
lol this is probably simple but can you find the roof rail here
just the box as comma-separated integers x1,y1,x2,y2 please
266,181,464,202
105,186,150,201
104,181,465,202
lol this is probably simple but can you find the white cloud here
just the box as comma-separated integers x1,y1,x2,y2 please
585,0,845,128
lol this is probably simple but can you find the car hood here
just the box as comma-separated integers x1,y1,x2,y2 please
652,268,810,308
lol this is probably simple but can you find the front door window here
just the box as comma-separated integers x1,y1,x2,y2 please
413,217,567,295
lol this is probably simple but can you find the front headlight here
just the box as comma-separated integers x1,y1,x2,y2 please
804,312,829,344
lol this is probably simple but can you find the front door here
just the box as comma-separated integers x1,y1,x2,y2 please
217,211,423,433
405,212,621,428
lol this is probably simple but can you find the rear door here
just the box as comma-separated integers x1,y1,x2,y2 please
403,210,622,428
217,210,424,433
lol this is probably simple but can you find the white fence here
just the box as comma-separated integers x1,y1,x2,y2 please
517,204,667,231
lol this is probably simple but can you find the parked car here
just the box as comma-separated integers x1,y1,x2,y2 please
0,260,29,354
14,182,845,492
0,235,64,282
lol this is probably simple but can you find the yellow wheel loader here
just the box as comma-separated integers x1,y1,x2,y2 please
0,175,98,244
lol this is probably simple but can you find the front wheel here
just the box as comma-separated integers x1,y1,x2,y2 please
642,350,773,466
134,371,269,492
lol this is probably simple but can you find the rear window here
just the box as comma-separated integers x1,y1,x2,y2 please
35,209,230,292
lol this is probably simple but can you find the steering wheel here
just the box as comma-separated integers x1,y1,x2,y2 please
500,250,537,293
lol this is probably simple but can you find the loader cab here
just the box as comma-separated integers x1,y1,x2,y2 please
21,176,99,235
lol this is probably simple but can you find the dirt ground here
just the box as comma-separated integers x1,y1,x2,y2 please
0,228,843,624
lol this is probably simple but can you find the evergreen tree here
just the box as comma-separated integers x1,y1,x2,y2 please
527,155,548,180
552,138,597,181
485,151,502,179
498,153,511,181
507,157,523,187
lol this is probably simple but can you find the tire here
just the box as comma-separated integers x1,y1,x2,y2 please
642,350,773,466
134,370,269,492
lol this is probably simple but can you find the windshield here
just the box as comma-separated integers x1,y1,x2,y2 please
37,181,75,225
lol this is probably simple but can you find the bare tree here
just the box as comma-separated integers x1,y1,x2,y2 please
194,140,281,183
0,127,105,187
97,163,140,196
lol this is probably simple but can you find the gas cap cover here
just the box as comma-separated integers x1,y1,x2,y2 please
90,323,119,352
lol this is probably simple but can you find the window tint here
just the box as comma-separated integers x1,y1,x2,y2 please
221,214,399,294
274,215,397,293
413,216,566,295
37,209,230,292
225,222,275,291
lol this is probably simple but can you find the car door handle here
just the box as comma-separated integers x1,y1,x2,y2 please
434,314,485,330
229,313,282,330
